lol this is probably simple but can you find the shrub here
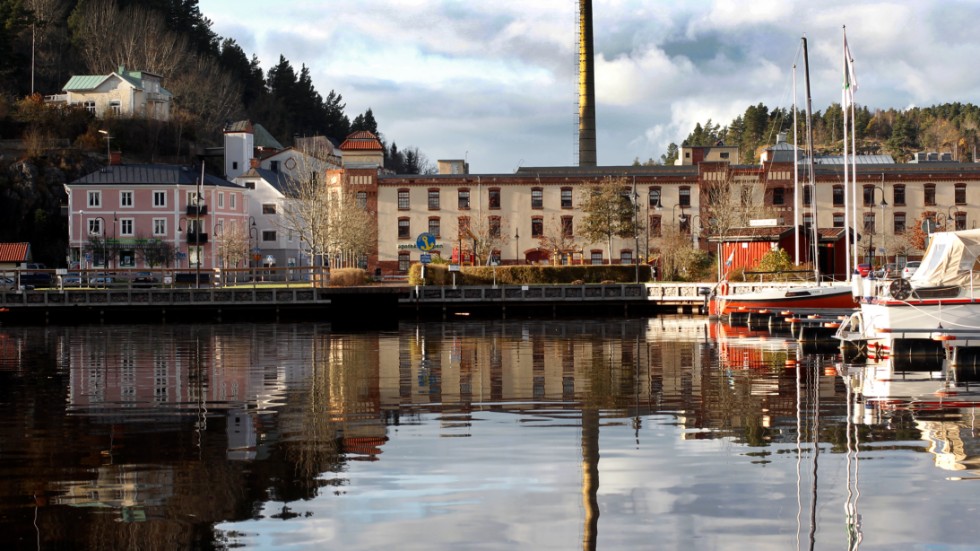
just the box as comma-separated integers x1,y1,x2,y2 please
328,268,368,287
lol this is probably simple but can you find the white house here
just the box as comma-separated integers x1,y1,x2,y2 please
48,65,172,121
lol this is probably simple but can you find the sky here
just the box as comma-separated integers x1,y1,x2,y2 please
200,0,980,174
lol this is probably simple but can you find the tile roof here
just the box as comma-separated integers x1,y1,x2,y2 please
70,164,240,188
224,121,284,150
340,130,383,151
0,243,30,263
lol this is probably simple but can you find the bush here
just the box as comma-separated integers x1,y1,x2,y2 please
328,268,368,287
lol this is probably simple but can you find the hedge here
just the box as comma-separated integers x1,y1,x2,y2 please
407,264,651,285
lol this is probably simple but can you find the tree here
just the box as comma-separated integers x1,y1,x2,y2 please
538,214,578,265
134,235,176,268
454,214,510,266
578,176,639,263
659,142,679,166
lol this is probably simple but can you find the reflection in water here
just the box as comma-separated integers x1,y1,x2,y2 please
0,320,979,549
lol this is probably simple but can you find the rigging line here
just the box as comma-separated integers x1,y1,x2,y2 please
886,299,980,330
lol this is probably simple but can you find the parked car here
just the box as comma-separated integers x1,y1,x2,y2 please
62,272,83,286
902,261,921,279
876,263,899,278
0,276,14,289
18,263,52,288
88,273,114,286
132,272,159,288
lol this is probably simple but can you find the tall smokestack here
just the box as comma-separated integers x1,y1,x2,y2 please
578,0,597,166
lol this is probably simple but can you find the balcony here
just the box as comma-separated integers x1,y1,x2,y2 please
185,231,208,244
186,204,208,216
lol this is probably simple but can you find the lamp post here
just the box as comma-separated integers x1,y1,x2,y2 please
628,185,640,283
514,228,520,265
97,129,111,166
94,216,106,287
78,209,84,268
178,217,187,270
248,217,257,286
672,205,688,230
868,185,888,264
213,221,223,282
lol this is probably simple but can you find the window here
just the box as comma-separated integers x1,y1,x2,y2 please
863,185,875,207
833,212,844,228
83,101,96,114
803,213,813,229
458,216,470,238
649,215,662,237
772,187,785,206
153,219,166,236
863,212,876,233
428,189,440,210
924,183,936,206
218,192,224,208
561,215,573,237
489,216,501,238
956,183,967,205
398,218,410,239
270,160,280,173
398,189,410,210
88,218,102,235
531,187,543,209
262,230,277,242
893,212,906,234
803,185,812,206
262,203,277,215
119,251,134,267
531,217,543,237
720,152,730,159
153,191,166,207
119,218,134,236
398,252,410,272
356,191,367,209
955,211,967,231
488,188,501,209
109,100,121,115
230,194,236,209
232,161,238,171
458,189,470,209
120,191,133,208
649,187,661,208
87,191,101,208
679,186,691,207
561,187,573,209
833,185,844,207
590,250,603,265
893,185,905,206
679,216,690,234
620,250,633,265
428,217,440,237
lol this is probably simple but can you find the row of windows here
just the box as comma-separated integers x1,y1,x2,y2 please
85,190,237,209
830,183,969,207
826,211,968,233
396,214,690,240
399,186,694,211
83,219,280,241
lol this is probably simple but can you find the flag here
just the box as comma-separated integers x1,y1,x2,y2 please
842,33,858,108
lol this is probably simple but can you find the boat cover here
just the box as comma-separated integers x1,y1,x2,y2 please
910,229,980,288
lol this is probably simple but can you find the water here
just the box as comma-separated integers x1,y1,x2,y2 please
0,318,978,549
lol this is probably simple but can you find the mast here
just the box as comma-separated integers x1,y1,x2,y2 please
793,63,800,265
802,36,821,284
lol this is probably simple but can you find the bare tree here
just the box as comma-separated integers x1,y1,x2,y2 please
538,214,578,265
134,236,176,268
327,188,376,268
214,221,250,280
452,214,510,266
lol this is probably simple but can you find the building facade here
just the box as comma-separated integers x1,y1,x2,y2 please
48,65,172,121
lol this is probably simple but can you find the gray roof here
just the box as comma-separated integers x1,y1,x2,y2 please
71,164,239,188
808,154,896,165
239,167,290,194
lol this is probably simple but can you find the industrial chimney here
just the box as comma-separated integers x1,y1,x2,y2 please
578,0,597,166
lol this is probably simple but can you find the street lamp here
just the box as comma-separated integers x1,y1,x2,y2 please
94,216,106,287
97,129,111,166
672,205,688,230
628,184,640,283
213,221,223,269
866,185,888,264
248,217,258,285
514,228,520,265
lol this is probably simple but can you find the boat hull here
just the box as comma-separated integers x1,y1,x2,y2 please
711,285,856,317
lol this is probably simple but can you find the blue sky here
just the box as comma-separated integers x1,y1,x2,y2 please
201,0,980,173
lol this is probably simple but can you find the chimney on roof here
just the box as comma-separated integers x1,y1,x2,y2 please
109,151,122,165
250,158,260,169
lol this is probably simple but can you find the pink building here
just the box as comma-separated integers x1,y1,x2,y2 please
66,163,249,271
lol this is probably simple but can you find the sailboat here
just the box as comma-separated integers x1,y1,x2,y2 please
710,36,856,318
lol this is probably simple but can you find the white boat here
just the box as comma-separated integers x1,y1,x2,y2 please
836,229,980,365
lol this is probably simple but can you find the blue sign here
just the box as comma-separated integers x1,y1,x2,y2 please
420,254,432,264
416,232,437,251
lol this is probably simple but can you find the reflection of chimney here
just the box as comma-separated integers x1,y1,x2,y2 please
578,0,597,167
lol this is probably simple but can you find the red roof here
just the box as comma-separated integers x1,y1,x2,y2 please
0,243,30,263
339,130,383,151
